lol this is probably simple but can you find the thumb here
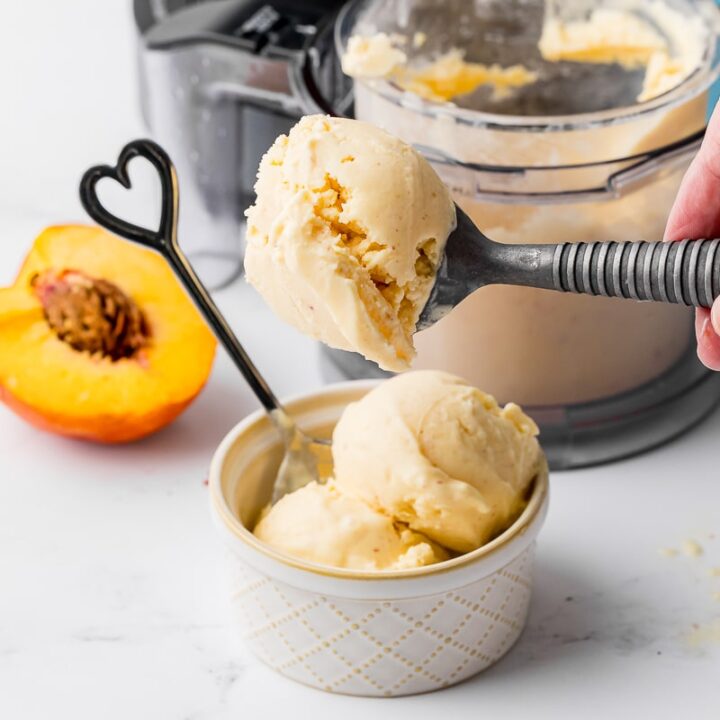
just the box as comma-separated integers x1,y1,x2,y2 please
697,308,720,370
665,103,720,370
665,105,720,242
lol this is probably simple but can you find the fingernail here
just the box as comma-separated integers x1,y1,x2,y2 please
699,315,712,341
712,304,720,335
697,316,719,355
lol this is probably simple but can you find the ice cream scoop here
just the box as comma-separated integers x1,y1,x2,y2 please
417,204,720,332
244,115,720,368
79,139,327,504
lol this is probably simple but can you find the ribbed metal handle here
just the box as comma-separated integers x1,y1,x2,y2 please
552,239,720,307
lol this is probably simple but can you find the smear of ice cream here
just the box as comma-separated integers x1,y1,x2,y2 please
538,2,705,102
342,35,536,103
539,9,666,67
341,33,408,79
397,50,538,103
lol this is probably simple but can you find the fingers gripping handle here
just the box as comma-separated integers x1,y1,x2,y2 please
552,239,720,307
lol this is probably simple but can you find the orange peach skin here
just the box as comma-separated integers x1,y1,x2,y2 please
0,388,198,443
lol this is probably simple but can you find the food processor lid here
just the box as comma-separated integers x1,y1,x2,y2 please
134,0,346,56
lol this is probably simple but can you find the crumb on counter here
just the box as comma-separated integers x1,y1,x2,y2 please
682,539,704,558
687,619,720,646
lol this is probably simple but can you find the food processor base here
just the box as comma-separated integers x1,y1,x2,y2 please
319,343,720,470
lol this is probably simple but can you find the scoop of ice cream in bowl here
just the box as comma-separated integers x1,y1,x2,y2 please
209,371,549,696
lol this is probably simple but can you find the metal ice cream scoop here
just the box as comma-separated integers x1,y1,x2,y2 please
79,139,327,504
417,204,720,331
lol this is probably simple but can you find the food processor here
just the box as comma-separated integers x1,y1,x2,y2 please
134,0,720,468
134,0,346,288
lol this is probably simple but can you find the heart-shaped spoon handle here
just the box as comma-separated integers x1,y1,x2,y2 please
79,138,281,414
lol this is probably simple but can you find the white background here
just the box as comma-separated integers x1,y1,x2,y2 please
1,2,719,718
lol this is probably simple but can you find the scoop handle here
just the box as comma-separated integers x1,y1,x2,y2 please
490,239,720,307
549,239,720,306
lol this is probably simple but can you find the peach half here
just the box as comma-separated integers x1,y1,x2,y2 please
0,225,216,442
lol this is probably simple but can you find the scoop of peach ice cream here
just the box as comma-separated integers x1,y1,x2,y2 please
253,479,447,571
332,371,543,553
244,115,455,372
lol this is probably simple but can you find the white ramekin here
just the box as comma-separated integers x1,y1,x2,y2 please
209,380,549,697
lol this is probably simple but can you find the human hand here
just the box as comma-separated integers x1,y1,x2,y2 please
665,105,720,370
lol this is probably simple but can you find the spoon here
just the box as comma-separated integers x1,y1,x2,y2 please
417,204,720,331
79,138,327,504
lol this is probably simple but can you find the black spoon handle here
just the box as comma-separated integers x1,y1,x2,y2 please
79,138,281,413
488,238,720,307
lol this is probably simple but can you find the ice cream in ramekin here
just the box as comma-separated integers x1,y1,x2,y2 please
209,380,549,697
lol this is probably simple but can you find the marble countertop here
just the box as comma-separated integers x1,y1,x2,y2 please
1,2,719,718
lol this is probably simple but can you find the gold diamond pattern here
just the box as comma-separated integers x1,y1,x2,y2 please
226,544,535,697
